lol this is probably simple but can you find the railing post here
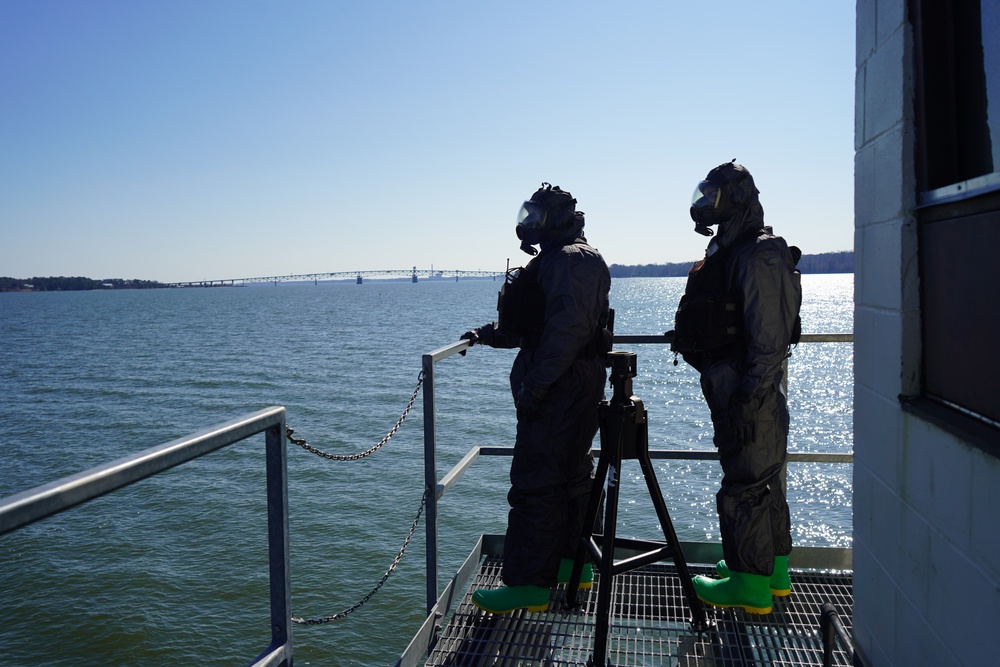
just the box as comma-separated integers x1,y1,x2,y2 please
820,601,854,666
422,353,439,616
821,602,837,667
265,418,293,665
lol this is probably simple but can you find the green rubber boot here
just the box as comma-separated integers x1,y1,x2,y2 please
557,558,594,590
692,571,773,614
471,585,550,614
715,555,791,596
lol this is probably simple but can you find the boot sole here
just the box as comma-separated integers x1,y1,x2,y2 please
471,599,549,614
695,593,772,615
557,561,594,590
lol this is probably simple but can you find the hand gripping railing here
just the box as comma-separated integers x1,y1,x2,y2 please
0,407,293,667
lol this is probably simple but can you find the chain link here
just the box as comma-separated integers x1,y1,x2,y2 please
285,370,424,461
292,487,428,624
285,369,427,623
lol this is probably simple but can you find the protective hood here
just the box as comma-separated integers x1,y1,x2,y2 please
541,211,586,251
693,162,765,250
516,183,578,254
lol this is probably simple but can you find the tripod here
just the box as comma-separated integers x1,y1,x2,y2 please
564,351,709,666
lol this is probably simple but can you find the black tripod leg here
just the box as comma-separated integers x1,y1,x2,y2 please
590,411,628,667
636,451,710,631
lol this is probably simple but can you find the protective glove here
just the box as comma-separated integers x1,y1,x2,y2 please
515,383,545,422
726,390,757,446
459,322,497,355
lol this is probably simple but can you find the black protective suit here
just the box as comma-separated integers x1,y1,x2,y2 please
471,215,611,587
674,172,801,577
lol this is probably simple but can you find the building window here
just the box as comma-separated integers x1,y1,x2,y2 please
914,0,1000,194
911,0,1000,450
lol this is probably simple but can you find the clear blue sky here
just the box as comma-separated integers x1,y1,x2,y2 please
1,1,855,284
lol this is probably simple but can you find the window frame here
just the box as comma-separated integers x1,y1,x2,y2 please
909,0,1000,454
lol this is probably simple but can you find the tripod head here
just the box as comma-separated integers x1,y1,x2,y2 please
607,351,638,407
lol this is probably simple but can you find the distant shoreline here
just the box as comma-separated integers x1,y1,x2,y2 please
1,251,854,291
609,250,853,278
0,276,169,292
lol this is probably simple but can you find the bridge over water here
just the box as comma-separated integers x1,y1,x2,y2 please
169,267,504,287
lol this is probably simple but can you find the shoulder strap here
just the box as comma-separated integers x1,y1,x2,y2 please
788,244,802,346
789,245,802,265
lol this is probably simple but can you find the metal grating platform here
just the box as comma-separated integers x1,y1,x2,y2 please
424,557,853,666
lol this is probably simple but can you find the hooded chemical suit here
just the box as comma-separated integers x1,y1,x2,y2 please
673,163,802,577
462,185,611,588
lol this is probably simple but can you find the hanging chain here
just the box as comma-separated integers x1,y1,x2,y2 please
292,487,428,624
285,370,424,461
285,370,428,623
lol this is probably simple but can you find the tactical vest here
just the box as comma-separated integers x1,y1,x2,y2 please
497,250,614,358
672,252,743,358
497,259,545,338
672,236,802,361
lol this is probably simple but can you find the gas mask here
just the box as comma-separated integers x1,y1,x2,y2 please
689,178,733,236
515,183,576,255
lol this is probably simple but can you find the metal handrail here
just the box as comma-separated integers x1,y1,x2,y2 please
821,602,856,666
420,332,855,615
0,407,293,667
0,331,857,665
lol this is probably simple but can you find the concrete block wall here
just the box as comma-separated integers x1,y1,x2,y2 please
854,2,1000,665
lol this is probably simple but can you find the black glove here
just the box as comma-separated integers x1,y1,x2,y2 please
726,390,757,446
515,383,544,422
458,330,477,356
459,322,497,355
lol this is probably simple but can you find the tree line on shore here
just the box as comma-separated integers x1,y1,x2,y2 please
0,276,169,292
609,250,853,278
2,251,852,291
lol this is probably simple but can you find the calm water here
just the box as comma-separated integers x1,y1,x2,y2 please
0,275,853,666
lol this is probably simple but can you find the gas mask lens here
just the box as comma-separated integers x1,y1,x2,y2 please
516,201,546,229
691,181,721,211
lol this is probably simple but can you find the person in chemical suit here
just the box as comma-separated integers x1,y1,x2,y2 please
670,161,802,615
460,182,612,615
